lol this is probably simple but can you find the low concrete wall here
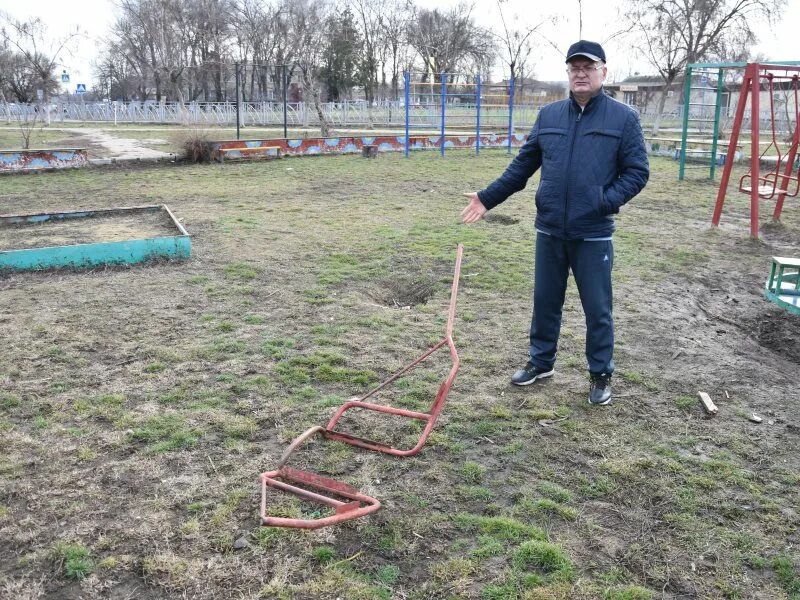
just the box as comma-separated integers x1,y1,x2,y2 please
208,133,528,161
0,148,89,174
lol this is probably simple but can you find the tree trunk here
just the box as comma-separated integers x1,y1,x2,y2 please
303,70,330,137
154,70,163,102
651,86,670,136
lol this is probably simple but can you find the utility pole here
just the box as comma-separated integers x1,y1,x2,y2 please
282,64,288,138
235,62,241,140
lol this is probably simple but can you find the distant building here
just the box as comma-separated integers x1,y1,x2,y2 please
605,75,687,115
606,71,794,128
495,78,569,107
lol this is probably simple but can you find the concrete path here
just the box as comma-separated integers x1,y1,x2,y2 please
72,128,174,160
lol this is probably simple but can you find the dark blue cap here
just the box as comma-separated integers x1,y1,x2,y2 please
566,40,606,63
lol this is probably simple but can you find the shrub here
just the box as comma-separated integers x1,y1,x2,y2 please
176,126,214,163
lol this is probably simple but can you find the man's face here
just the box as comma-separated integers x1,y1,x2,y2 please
568,57,607,97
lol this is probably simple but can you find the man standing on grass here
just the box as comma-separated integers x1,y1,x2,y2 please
461,40,649,405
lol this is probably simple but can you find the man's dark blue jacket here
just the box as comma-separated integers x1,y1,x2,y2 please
478,90,649,239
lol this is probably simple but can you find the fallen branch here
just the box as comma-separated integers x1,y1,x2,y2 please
326,551,363,569
696,301,743,330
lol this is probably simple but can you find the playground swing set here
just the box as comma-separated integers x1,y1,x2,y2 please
709,62,800,315
677,60,800,181
712,62,800,236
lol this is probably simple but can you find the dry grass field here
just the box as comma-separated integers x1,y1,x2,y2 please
1,150,798,599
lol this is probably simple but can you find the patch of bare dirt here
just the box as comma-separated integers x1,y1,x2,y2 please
483,213,520,225
74,128,173,160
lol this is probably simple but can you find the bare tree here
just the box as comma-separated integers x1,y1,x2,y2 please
494,0,553,84
287,0,333,136
233,0,284,101
627,0,786,134
0,10,81,125
112,0,190,102
347,0,382,103
183,0,233,101
409,3,497,82
376,0,413,100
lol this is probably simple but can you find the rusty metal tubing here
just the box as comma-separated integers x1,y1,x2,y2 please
260,244,463,528
276,426,326,469
324,244,463,457
261,467,381,529
351,339,448,404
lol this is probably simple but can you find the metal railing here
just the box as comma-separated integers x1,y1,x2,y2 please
0,100,540,131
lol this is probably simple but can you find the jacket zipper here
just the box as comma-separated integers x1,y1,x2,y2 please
564,105,583,237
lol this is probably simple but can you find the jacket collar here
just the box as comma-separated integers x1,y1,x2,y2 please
569,87,606,113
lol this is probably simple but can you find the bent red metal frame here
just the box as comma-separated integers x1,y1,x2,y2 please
260,244,464,529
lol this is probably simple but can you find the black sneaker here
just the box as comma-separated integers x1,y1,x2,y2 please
511,361,554,386
589,373,612,405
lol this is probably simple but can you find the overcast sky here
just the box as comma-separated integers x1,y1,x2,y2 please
2,0,797,91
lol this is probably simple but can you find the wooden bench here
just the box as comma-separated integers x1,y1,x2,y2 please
217,145,283,163
765,257,800,314
768,257,800,295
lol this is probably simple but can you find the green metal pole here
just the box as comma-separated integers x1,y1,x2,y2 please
679,65,692,180
709,68,725,179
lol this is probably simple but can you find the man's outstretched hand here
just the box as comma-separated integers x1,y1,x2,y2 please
461,192,487,224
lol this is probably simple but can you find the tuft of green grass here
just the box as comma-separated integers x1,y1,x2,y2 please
458,485,495,501
53,542,93,580
223,262,261,280
452,514,546,542
470,535,505,559
220,415,258,440
0,393,20,410
603,586,655,600
431,557,477,582
517,498,578,521
128,413,202,453
312,546,336,564
261,338,294,360
374,564,400,586
536,481,572,503
216,321,236,332
75,446,97,462
513,540,575,582
459,461,488,483
481,581,518,599
577,474,617,499
773,555,800,597
674,395,695,411
303,287,332,305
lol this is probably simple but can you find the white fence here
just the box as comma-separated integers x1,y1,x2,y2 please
0,100,540,131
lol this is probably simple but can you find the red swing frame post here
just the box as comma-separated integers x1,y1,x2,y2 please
260,244,464,528
774,75,800,220
713,63,800,238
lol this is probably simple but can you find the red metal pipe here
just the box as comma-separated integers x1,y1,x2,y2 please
324,243,462,456
713,67,751,226
260,467,381,529
260,244,464,528
751,65,761,238
773,75,800,220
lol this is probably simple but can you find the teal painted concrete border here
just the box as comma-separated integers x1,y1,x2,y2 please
0,205,191,272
